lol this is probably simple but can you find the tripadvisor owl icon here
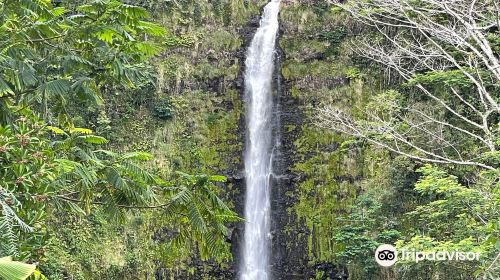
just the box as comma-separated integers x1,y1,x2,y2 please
375,244,397,267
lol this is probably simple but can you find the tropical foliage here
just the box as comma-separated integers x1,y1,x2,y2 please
0,0,238,279
314,0,500,279
1,0,499,279
0,0,165,123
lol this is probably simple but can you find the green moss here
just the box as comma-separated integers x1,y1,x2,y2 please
283,59,342,79
280,36,329,61
280,5,321,33
280,2,392,269
289,125,358,261
43,211,158,280
229,0,269,25
202,29,242,52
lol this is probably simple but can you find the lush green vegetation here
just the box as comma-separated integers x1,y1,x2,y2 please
281,1,499,279
0,0,498,280
0,0,242,279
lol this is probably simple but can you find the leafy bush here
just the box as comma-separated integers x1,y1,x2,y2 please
153,98,173,120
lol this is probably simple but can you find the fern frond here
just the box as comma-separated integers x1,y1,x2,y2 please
37,79,70,99
0,200,33,233
0,77,14,97
0,216,17,257
121,162,157,184
137,21,166,36
186,203,207,233
121,4,149,19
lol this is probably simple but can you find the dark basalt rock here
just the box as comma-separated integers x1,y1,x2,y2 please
152,227,179,243
269,18,349,280
310,263,348,280
268,19,308,280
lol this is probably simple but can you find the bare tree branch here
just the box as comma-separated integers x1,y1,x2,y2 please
320,0,499,170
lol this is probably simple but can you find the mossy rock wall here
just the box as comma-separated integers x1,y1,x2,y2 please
44,1,395,279
274,2,392,279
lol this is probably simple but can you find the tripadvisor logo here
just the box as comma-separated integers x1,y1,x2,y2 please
374,244,480,267
375,244,398,267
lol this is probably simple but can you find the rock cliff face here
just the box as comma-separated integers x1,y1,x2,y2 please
271,31,311,279
236,2,367,279
269,2,364,279
108,1,381,279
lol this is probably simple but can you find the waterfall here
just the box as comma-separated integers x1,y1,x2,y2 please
241,1,281,280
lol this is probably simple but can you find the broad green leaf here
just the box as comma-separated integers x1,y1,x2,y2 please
216,214,243,222
69,127,92,135
78,135,108,144
95,28,118,44
46,126,66,135
28,270,47,280
134,42,163,57
0,256,36,280
64,201,86,216
122,4,149,18
105,167,127,190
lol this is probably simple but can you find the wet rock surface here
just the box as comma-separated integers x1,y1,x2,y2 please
155,3,350,279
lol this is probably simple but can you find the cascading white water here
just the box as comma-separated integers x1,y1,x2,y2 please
241,1,280,280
